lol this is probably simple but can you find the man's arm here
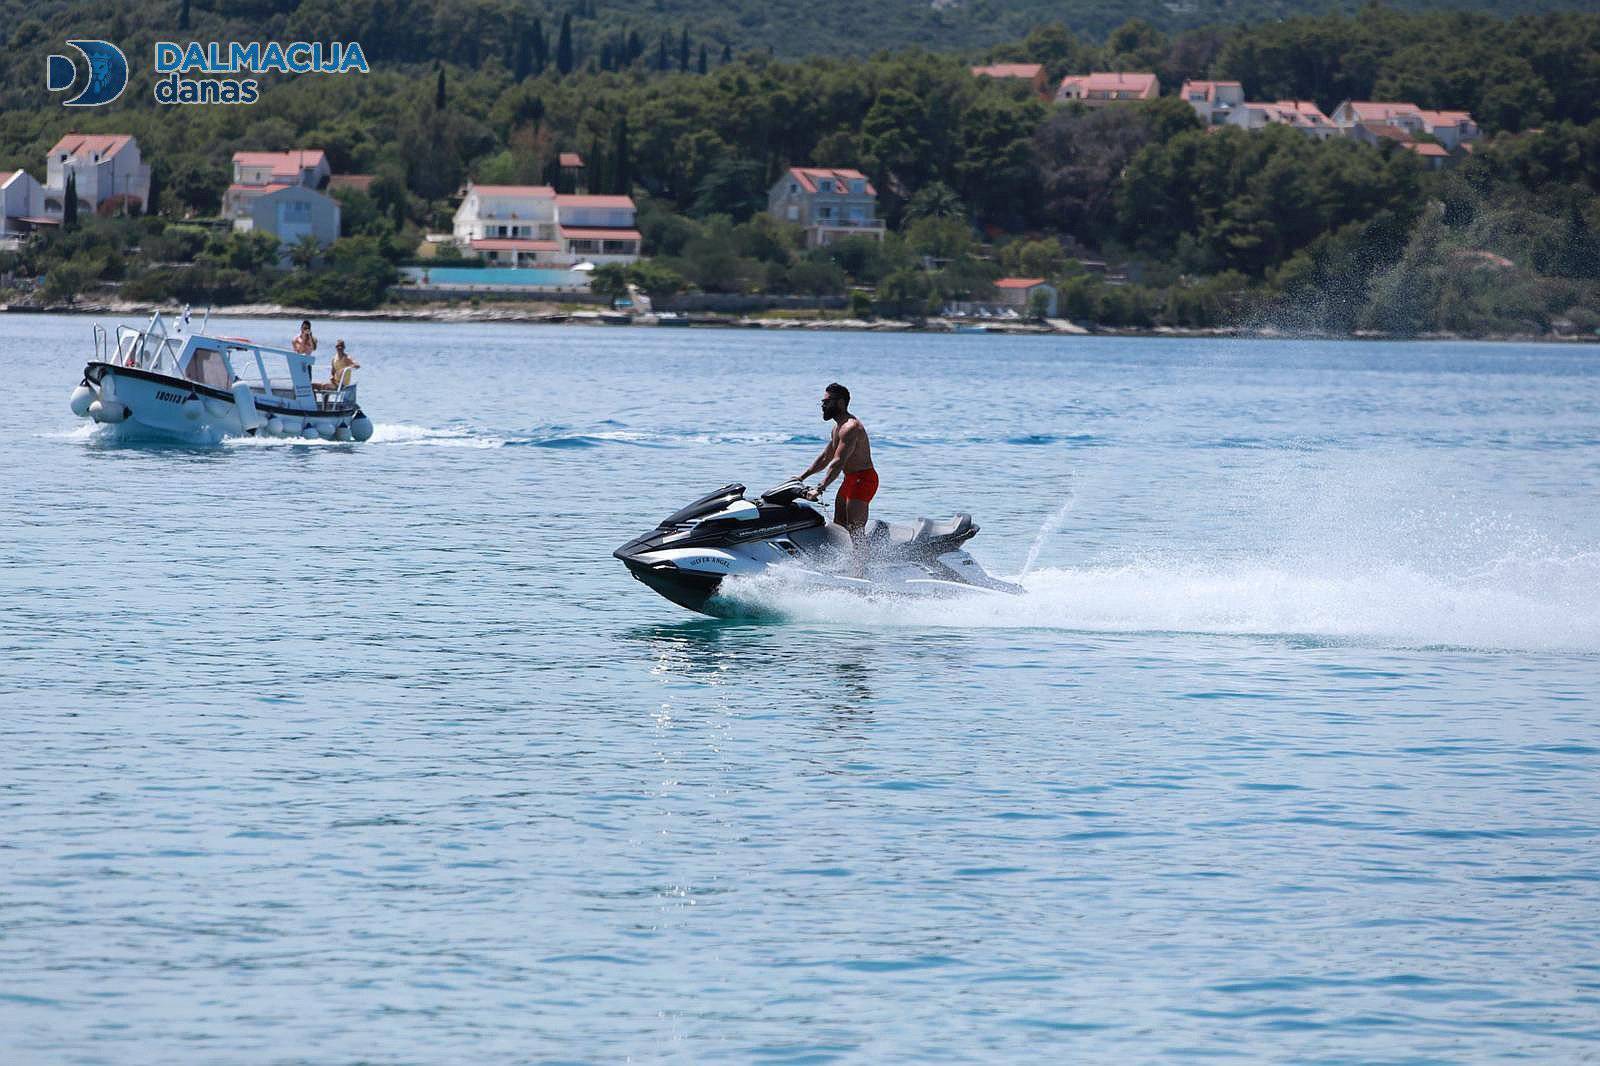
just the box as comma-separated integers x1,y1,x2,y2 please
817,423,860,492
798,435,835,480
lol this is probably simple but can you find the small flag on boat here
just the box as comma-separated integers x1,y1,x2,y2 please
179,305,191,331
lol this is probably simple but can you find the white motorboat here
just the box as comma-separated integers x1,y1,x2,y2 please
68,310,373,444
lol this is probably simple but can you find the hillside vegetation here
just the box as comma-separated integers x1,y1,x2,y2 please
1,5,1597,334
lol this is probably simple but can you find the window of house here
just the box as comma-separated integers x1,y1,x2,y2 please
818,206,833,220
786,205,798,221
817,179,831,193
851,180,864,194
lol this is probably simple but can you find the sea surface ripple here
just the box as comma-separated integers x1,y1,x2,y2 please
3,315,1599,1062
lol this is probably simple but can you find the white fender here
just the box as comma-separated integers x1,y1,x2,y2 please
230,381,265,430
349,414,373,442
301,422,320,439
333,423,352,441
88,399,129,423
264,416,284,437
69,384,95,417
316,420,336,440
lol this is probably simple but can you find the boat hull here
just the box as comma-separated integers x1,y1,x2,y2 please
80,362,361,444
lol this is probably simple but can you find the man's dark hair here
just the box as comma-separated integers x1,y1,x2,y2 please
825,382,850,407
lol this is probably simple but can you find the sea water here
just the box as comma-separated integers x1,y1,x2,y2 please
3,314,1599,1062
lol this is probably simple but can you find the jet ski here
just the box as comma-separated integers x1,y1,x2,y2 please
614,479,1023,616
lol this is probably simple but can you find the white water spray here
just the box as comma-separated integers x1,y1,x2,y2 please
1020,488,1077,578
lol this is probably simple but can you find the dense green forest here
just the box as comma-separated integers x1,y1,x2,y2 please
0,0,1594,67
2,4,1598,333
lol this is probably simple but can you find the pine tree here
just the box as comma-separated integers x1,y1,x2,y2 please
63,173,78,231
556,12,574,75
532,19,547,75
697,44,707,74
179,0,190,32
435,65,446,109
678,27,689,72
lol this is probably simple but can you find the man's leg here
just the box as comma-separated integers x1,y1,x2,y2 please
842,498,870,536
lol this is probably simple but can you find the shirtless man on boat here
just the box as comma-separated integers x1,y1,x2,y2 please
797,382,877,536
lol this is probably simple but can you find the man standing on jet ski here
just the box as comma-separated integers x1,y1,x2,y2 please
797,382,877,536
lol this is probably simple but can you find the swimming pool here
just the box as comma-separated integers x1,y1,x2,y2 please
402,266,590,288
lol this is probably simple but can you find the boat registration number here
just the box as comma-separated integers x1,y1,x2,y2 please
155,389,188,404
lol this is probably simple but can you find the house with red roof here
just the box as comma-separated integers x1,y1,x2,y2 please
1331,100,1478,162
452,183,639,266
972,63,1048,96
44,133,151,218
994,277,1057,317
1055,72,1159,107
225,149,341,251
1179,80,1244,124
767,167,885,249
1226,100,1337,139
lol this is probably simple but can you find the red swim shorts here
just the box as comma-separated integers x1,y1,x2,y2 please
838,468,879,503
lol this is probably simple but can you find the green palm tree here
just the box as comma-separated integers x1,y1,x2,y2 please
290,234,322,269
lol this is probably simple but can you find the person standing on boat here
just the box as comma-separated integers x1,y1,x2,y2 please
798,382,877,536
292,320,318,355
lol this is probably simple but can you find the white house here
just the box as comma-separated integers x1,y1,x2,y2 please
45,133,151,216
1330,101,1426,135
1226,100,1337,139
452,184,639,266
1417,110,1480,151
555,194,641,265
1179,80,1244,124
1056,72,1159,107
231,149,331,190
1,169,48,237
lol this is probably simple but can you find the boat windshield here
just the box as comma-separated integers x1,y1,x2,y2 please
184,346,231,389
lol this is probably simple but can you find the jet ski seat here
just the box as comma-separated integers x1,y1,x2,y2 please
864,514,976,550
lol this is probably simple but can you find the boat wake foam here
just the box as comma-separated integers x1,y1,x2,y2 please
714,553,1600,653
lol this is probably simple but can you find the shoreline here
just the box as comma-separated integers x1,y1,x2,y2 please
7,299,1598,345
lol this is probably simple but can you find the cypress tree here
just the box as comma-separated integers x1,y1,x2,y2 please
678,27,689,72
556,13,574,75
532,19,547,75
146,167,161,217
626,30,642,65
587,134,605,196
656,34,668,72
600,41,613,71
435,65,446,109
697,44,707,74
721,42,732,64
179,0,190,32
610,115,630,195
63,173,78,231
514,22,532,81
